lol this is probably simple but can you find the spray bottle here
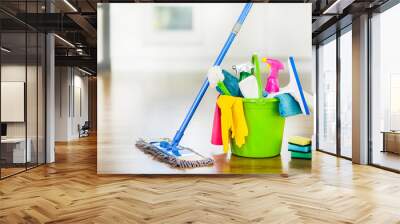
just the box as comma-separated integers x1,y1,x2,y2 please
262,58,284,93
232,63,254,81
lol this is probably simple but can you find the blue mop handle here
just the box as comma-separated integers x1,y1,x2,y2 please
171,3,253,148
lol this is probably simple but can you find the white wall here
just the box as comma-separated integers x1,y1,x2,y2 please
55,67,89,141
312,45,317,150
72,73,89,137
1,65,37,138
55,66,69,141
1,63,46,164
1,82,25,122
109,3,313,93
1,65,26,136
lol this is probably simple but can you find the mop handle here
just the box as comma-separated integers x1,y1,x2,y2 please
171,3,253,148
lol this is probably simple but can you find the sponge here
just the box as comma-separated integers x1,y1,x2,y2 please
288,143,311,153
291,151,312,160
288,136,311,146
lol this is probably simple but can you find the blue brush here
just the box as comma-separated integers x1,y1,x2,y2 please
136,3,253,168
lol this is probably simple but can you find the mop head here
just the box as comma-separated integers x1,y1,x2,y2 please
135,139,214,168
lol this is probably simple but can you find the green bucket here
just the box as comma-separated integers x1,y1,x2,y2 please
231,98,285,158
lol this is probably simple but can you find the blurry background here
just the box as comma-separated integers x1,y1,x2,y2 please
97,3,313,174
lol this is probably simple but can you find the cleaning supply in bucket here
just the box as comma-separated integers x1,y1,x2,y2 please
207,66,231,95
267,57,310,115
239,71,252,82
262,58,284,94
216,70,241,97
211,102,223,145
251,54,263,98
217,95,248,153
232,62,253,81
135,3,253,168
274,93,302,117
238,76,259,99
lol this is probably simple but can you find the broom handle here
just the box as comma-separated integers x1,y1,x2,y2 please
171,3,253,149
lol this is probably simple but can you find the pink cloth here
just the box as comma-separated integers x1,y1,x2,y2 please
211,102,223,145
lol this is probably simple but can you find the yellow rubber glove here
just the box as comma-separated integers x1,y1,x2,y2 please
217,95,248,153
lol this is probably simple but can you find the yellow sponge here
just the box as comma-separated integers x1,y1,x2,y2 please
288,136,311,146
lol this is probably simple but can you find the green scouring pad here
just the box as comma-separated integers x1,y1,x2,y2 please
291,151,312,160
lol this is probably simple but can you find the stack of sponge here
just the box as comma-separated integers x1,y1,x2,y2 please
288,136,312,159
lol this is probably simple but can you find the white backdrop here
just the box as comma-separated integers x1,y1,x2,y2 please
1,82,24,122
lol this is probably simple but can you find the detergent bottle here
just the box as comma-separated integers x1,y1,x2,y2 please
262,58,284,93
232,63,254,81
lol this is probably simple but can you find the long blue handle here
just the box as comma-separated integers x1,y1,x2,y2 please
171,3,253,149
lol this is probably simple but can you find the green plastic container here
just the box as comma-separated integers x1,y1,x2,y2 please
231,98,285,158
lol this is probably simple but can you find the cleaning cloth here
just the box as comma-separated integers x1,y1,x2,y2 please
288,143,311,153
211,102,223,145
291,151,312,160
217,95,248,153
274,93,302,117
217,70,241,97
288,136,312,146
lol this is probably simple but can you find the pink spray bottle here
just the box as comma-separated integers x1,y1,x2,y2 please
262,58,284,94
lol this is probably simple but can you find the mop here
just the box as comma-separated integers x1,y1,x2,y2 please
136,3,253,168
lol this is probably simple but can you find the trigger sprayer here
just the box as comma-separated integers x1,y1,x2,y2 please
232,63,254,81
262,58,284,93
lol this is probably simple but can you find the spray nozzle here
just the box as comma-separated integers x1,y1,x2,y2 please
261,58,284,93
232,63,254,75
262,58,284,75
232,63,254,82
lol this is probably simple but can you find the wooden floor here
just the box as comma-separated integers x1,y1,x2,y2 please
0,167,26,178
372,151,400,171
1,136,400,223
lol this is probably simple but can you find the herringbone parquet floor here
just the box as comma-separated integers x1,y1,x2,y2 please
1,135,400,224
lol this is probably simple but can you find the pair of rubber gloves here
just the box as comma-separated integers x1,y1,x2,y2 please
211,95,248,153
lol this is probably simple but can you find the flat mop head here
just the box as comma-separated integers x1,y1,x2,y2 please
136,139,214,168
